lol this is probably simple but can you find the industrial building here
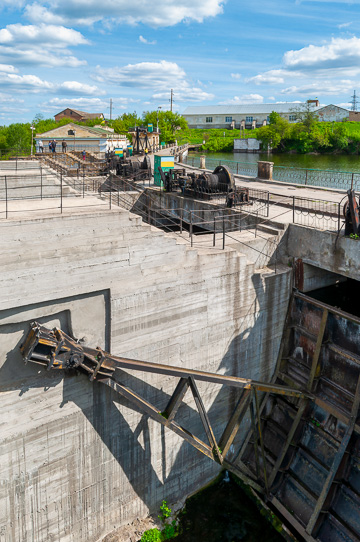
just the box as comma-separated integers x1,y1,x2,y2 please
182,101,350,129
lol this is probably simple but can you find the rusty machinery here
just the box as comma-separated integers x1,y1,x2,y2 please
343,189,360,236
158,164,250,206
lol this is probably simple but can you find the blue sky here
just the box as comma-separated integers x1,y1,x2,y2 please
0,0,359,124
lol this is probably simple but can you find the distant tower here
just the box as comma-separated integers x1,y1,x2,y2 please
350,90,359,111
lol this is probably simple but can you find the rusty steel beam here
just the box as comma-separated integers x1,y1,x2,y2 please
254,388,269,494
163,377,189,423
101,377,215,460
188,377,222,464
218,389,251,458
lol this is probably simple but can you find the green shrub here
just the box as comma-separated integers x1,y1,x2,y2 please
140,528,162,542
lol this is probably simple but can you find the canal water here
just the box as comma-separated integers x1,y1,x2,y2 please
189,151,360,172
175,473,283,542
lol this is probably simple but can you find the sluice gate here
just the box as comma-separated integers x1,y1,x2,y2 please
239,292,360,542
19,290,360,542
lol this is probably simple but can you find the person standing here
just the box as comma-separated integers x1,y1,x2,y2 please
82,150,86,160
48,141,52,153
62,139,67,153
38,140,44,153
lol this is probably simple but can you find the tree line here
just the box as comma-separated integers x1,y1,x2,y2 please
0,110,187,156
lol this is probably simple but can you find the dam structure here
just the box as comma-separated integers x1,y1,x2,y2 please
0,156,359,542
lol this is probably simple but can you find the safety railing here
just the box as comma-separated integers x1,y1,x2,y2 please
272,166,360,191
184,155,360,192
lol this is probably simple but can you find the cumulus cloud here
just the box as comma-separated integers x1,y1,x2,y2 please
0,23,87,67
0,92,24,103
59,81,105,95
139,35,156,45
94,60,214,102
247,70,286,85
152,87,214,102
220,94,264,105
281,80,353,96
41,95,139,113
0,63,18,73
0,72,54,92
283,37,360,70
93,60,187,87
0,65,103,95
25,0,224,27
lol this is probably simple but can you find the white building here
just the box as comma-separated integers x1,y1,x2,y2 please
182,102,350,129
182,103,304,129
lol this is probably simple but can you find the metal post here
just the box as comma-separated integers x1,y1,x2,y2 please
83,169,85,198
255,211,258,237
180,207,183,234
239,212,242,232
267,192,270,217
60,174,63,213
190,211,193,246
237,162,239,174
222,213,225,249
305,169,308,185
109,176,112,209
40,167,43,200
213,216,216,246
293,196,295,223
118,186,120,207
5,176,8,219
351,172,354,190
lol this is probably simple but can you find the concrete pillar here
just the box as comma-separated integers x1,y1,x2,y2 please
257,161,274,180
178,152,183,163
200,155,206,169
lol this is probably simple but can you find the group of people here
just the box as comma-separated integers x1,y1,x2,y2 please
37,139,68,153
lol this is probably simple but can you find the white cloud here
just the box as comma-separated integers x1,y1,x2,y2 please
338,22,351,29
0,63,18,73
281,80,353,95
59,81,105,95
0,72,54,92
231,73,241,80
0,23,87,67
247,70,285,85
152,87,214,102
93,60,186,88
94,60,214,102
219,94,264,105
0,92,24,103
139,35,156,45
41,97,109,111
25,0,224,27
283,37,360,70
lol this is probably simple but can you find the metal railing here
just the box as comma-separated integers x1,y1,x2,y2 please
184,155,360,191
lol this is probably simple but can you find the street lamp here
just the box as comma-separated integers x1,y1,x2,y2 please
30,125,35,156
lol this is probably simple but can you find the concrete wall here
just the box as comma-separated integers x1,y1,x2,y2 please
234,138,260,152
280,224,360,282
0,208,291,542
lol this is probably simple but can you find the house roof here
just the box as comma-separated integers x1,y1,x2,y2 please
56,108,103,119
316,104,350,113
36,122,114,138
182,103,309,116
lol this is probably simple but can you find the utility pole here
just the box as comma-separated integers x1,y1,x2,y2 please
109,98,113,120
170,89,174,112
350,90,359,111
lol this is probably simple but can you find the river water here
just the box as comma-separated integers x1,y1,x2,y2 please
185,151,360,190
189,151,360,172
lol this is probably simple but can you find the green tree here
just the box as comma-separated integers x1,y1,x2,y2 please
142,110,187,143
290,102,318,133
